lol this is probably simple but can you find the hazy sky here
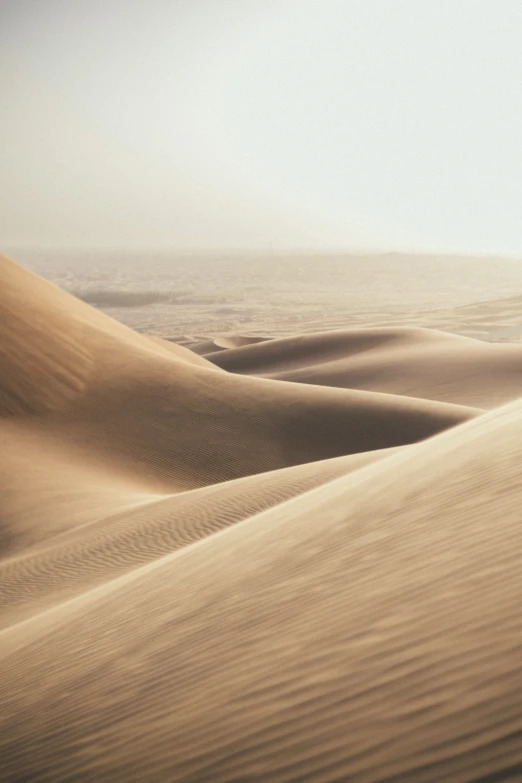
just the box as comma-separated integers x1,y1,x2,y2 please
2,0,522,252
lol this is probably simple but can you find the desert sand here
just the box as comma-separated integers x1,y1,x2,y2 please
2,251,522,781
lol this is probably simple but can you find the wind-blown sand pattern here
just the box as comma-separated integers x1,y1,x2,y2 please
3,252,522,781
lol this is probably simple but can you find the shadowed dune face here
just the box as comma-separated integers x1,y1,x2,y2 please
206,327,522,408
0,255,477,494
3,254,522,781
51,360,476,491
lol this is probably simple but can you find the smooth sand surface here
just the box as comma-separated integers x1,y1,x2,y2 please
187,335,271,355
2,253,522,781
207,327,522,408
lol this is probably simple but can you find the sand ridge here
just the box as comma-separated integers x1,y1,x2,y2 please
2,253,522,781
0,255,477,494
206,327,522,408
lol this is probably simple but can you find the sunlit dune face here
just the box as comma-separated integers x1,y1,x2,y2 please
2,254,522,781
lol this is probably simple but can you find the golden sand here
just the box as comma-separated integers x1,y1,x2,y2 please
2,253,522,781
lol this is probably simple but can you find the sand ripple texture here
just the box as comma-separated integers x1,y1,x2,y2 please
2,254,522,782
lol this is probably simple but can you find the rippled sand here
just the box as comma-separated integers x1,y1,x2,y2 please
2,252,522,782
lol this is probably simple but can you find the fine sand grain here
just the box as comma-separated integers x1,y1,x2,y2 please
2,253,522,782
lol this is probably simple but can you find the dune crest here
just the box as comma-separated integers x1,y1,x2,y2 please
3,396,522,781
206,326,522,408
0,254,217,416
0,255,476,493
3,255,522,781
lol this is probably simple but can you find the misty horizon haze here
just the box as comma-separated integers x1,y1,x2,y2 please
2,0,522,254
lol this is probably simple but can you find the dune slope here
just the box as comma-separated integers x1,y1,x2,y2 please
0,255,476,498
2,399,522,781
207,327,522,408
4,254,522,782
0,445,402,629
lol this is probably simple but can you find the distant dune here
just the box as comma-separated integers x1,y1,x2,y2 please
206,327,522,408
73,289,172,307
2,252,522,781
187,334,270,355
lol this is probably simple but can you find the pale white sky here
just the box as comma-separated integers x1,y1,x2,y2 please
2,0,522,252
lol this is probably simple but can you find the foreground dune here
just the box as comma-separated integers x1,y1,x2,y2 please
2,253,522,781
0,446,403,630
3,399,522,781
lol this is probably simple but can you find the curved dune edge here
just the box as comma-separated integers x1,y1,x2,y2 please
2,400,522,780
4,254,522,781
0,254,218,416
183,334,271,355
206,327,522,408
0,445,403,629
0,255,478,499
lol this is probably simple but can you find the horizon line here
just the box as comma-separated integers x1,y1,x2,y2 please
3,244,522,260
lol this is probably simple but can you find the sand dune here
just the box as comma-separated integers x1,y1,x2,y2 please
3,253,522,781
0,418,158,557
206,327,522,408
0,254,218,416
3,399,522,781
0,255,475,494
187,334,270,355
0,446,402,630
